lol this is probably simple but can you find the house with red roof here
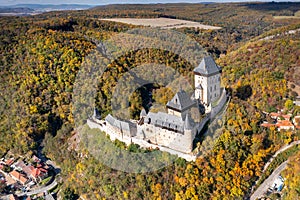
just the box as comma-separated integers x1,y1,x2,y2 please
9,170,28,185
269,112,292,121
276,120,295,131
261,112,297,131
30,166,48,182
5,158,14,166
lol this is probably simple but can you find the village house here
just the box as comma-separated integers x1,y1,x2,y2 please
261,112,299,131
9,170,28,185
276,120,295,131
269,112,291,121
12,160,48,183
30,164,48,182
5,159,14,167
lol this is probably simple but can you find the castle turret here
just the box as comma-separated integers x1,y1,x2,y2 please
184,113,192,130
182,113,194,153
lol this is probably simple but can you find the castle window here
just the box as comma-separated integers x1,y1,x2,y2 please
214,85,216,91
210,87,212,92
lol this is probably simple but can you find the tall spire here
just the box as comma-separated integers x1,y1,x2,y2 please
184,113,192,130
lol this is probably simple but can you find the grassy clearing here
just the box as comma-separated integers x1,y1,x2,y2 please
39,176,52,186
100,17,221,30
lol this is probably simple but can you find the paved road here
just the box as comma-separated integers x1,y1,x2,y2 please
250,161,288,200
249,140,300,195
16,180,57,197
262,140,300,173
45,191,55,200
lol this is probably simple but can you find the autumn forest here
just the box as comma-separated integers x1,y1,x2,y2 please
0,2,300,200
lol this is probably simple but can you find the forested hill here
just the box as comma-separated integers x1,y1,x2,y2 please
0,2,300,199
218,23,300,113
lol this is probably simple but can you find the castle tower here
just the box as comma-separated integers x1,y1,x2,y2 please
166,90,196,119
183,113,194,152
194,56,222,106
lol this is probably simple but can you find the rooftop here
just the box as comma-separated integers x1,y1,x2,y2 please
193,56,222,76
276,120,294,127
144,111,194,133
166,90,196,112
105,114,136,133
9,170,28,185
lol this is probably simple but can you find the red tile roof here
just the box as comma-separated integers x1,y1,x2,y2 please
9,170,28,185
276,120,294,127
269,113,291,120
5,159,14,166
30,166,48,178
261,123,275,127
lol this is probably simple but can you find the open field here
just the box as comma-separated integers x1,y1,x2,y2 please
273,16,300,19
100,17,221,30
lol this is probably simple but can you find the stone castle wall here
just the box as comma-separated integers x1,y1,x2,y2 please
138,123,194,153
210,88,227,119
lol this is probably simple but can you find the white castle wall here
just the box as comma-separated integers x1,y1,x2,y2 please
87,118,197,161
194,73,221,106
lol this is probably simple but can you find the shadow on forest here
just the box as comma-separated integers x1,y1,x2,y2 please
236,85,252,101
240,2,300,12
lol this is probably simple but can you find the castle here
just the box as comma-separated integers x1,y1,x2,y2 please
88,56,227,156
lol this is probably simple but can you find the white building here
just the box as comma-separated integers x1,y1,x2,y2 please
194,56,222,109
